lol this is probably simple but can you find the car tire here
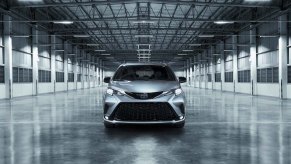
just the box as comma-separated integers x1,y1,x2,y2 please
173,122,185,128
104,122,115,128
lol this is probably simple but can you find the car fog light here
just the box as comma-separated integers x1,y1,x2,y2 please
104,116,109,120
179,116,184,120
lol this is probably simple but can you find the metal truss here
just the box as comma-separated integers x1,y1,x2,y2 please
1,0,288,63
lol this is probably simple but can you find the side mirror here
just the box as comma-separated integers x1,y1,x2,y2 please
104,77,111,83
178,77,187,83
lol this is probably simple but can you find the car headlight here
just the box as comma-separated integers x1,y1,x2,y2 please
106,88,125,96
174,88,182,95
163,88,183,96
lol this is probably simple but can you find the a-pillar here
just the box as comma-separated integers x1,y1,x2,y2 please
50,34,56,93
220,40,225,91
233,35,238,93
278,14,288,99
64,41,68,91
32,25,39,95
3,15,13,99
250,25,257,95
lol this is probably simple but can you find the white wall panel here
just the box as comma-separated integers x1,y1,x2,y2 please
287,85,291,99
0,84,5,99
38,83,53,94
257,83,279,97
236,83,251,94
55,83,66,92
68,83,75,90
214,82,221,90
13,83,33,97
223,83,234,92
12,50,32,67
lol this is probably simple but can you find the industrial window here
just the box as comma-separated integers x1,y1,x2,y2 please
225,72,233,83
56,72,64,82
238,70,250,83
257,67,278,83
215,73,221,82
13,67,32,83
77,74,81,82
38,70,51,83
0,66,4,83
68,73,74,82
207,74,211,82
288,66,291,83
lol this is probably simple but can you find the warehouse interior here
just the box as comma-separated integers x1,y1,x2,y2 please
1,0,291,163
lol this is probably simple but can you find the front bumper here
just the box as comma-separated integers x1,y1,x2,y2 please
104,117,185,124
103,92,186,124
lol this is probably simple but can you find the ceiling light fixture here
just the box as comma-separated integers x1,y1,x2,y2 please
12,35,30,38
198,35,214,38
101,54,111,56
87,44,99,46
224,50,233,52
182,50,193,52
213,54,221,56
259,35,278,38
132,20,155,24
214,21,234,25
55,49,65,52
178,54,188,56
53,21,74,25
67,54,76,56
73,35,90,38
95,50,106,52
189,44,202,46
134,35,154,38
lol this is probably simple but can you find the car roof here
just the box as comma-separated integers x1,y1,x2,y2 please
119,63,168,67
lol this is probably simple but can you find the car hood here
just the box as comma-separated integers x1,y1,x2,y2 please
110,80,180,93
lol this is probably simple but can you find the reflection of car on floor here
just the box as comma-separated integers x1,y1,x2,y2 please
102,63,186,128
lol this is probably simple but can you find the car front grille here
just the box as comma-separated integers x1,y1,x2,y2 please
111,102,178,121
125,91,163,99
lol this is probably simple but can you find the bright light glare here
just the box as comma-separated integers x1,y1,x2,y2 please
132,20,155,24
134,35,154,38
214,21,234,25
53,21,74,25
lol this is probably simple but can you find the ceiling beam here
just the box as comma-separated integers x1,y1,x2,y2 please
11,0,279,8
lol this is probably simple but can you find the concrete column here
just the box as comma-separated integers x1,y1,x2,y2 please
250,25,257,95
32,25,39,95
186,59,190,86
73,46,78,90
81,51,85,89
3,15,13,99
211,46,215,90
204,51,207,89
233,35,238,93
64,41,68,91
278,14,288,99
198,54,201,88
220,40,225,91
96,58,99,86
50,35,56,93
99,59,103,86
189,58,193,86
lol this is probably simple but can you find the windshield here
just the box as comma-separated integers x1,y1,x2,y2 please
112,65,176,81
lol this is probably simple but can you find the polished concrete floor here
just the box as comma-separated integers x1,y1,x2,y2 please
1,87,291,164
